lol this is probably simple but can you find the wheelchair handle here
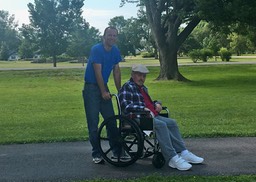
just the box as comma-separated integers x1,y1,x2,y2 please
111,94,121,115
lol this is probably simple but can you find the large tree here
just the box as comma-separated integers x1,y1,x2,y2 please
66,20,101,61
0,10,20,60
28,0,84,67
19,24,39,59
121,0,256,81
109,16,144,57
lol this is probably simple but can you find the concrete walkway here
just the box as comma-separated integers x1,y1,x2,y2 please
0,137,255,181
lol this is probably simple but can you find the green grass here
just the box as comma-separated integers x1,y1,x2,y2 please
0,64,255,144
0,69,86,144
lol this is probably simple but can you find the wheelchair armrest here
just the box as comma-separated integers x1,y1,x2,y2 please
160,106,169,117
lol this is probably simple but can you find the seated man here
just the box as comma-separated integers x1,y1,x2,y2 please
118,64,204,171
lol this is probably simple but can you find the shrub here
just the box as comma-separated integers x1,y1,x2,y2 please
200,48,213,62
188,49,201,63
189,49,214,62
142,52,155,58
218,47,232,62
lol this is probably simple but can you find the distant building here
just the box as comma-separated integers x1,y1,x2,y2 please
33,54,41,59
8,53,20,61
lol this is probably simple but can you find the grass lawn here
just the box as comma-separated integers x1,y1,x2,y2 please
0,64,255,144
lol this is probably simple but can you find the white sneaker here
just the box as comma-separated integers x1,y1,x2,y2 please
181,151,204,164
168,155,192,171
92,157,104,164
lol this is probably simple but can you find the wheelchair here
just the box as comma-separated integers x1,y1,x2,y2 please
97,94,169,168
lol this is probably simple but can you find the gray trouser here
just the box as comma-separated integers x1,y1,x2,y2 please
154,115,186,161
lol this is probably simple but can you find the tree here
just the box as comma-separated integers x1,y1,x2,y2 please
28,0,84,67
121,0,256,81
229,33,249,56
19,24,39,59
66,21,101,61
227,24,256,54
109,16,133,57
245,26,256,52
136,7,158,58
109,15,153,58
109,16,145,57
185,22,230,61
0,10,20,60
123,17,145,55
122,0,201,81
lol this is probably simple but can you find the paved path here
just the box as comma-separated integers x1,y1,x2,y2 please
0,137,255,181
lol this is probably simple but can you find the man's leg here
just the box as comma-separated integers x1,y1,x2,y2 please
157,116,204,164
154,116,192,170
154,117,177,161
100,98,120,156
83,84,102,158
156,115,186,153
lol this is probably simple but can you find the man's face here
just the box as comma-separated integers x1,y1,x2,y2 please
103,28,118,47
132,72,147,86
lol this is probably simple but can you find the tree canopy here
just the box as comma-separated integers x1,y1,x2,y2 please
0,10,20,60
28,0,85,67
121,0,256,81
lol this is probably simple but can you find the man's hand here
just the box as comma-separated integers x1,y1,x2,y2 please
155,103,162,113
102,91,111,100
144,107,155,118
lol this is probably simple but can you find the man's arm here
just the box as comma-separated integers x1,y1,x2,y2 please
93,63,111,100
113,64,121,91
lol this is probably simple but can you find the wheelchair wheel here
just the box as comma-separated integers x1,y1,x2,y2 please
152,152,165,168
98,115,144,167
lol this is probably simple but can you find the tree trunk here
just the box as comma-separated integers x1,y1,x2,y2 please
157,46,189,81
53,54,57,67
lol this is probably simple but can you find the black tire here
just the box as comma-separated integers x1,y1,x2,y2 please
98,115,144,167
152,152,165,168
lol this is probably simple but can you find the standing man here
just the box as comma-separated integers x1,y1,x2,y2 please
83,27,122,164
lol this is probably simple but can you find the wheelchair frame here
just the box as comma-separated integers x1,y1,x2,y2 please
97,94,169,168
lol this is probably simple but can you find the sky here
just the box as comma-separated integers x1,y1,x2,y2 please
0,0,138,33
